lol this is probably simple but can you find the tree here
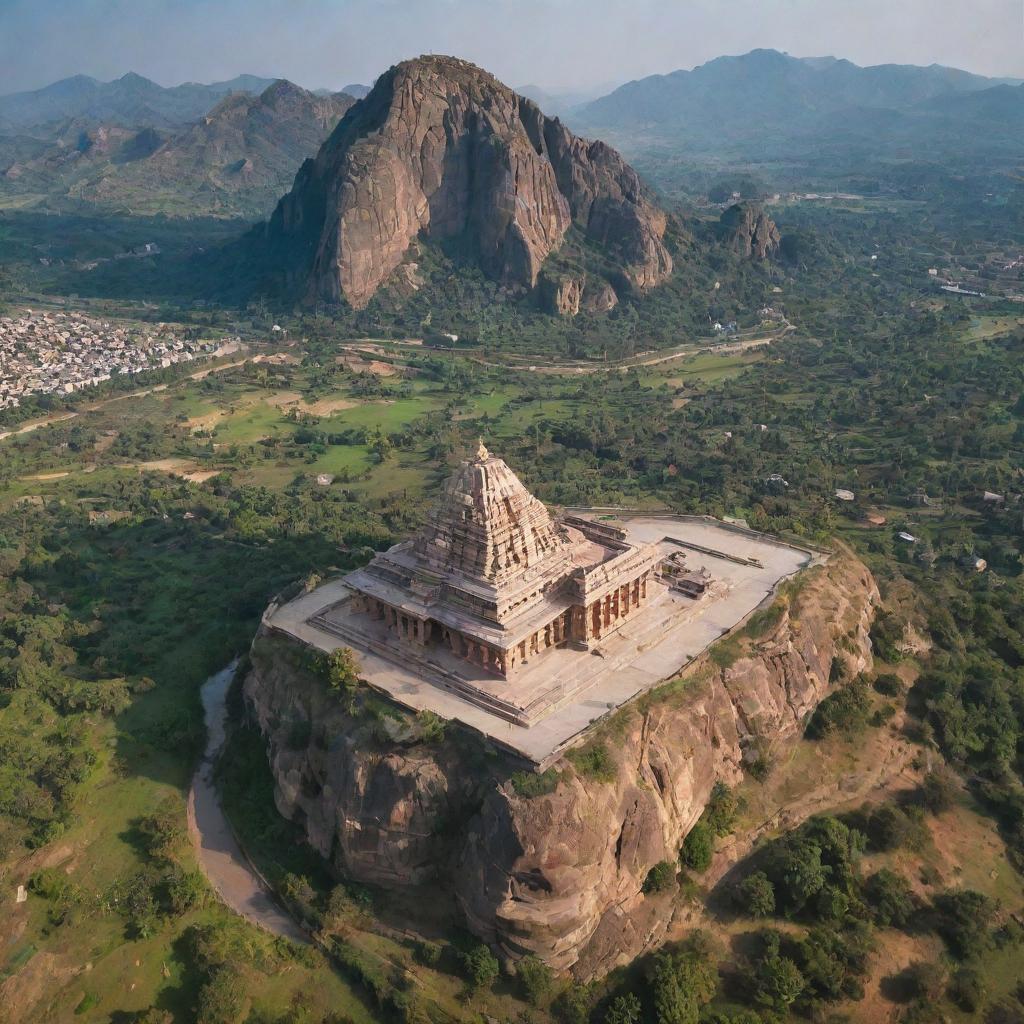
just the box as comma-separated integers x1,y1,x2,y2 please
460,943,499,992
648,949,717,1024
681,821,714,872
755,952,805,1012
605,993,642,1024
736,871,776,918
517,954,553,1006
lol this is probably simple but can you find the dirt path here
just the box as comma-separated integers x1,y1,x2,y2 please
187,662,307,943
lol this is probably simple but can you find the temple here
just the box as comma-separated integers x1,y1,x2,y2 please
343,442,662,678
265,441,819,759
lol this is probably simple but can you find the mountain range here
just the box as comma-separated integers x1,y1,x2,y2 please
0,72,282,132
0,80,356,217
569,49,1024,172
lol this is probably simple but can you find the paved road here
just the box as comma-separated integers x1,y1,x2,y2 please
187,661,307,943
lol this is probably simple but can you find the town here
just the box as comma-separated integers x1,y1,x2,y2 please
0,307,220,408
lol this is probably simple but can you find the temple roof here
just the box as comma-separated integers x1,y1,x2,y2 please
413,443,572,587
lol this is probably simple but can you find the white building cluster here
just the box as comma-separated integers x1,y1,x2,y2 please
0,308,217,409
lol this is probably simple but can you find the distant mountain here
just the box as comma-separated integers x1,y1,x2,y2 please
341,83,372,99
570,49,1023,172
0,81,356,217
0,72,278,131
260,55,673,311
577,49,1002,135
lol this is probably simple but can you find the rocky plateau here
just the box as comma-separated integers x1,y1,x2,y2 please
243,552,877,978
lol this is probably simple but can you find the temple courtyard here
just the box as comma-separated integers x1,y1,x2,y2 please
264,447,822,766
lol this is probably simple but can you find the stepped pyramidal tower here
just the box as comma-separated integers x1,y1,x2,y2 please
343,442,661,679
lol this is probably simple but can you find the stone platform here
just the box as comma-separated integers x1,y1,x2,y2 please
263,514,822,767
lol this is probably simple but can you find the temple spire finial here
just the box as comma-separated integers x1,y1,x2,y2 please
475,438,490,462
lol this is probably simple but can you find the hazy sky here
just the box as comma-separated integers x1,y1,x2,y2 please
2,0,1022,96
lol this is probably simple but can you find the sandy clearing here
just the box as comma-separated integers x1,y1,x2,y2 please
303,397,360,415
134,459,220,482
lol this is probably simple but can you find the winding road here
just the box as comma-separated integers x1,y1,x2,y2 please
187,661,306,942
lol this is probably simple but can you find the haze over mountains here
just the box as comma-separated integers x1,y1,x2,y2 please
2,47,1022,224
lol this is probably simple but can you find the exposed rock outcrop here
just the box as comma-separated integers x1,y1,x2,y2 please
719,201,781,259
244,553,876,977
264,55,672,309
539,272,622,315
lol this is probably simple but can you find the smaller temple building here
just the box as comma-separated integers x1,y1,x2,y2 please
343,442,662,678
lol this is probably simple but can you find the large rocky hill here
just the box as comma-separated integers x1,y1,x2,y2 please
261,55,673,310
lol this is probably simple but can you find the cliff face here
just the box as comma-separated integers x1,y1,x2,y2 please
264,55,672,309
244,554,877,977
719,201,781,259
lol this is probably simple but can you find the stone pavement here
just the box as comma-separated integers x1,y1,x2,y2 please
265,516,822,768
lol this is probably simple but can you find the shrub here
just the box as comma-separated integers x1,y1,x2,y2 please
510,768,561,798
806,677,872,739
864,803,926,852
136,797,185,863
873,672,904,697
321,647,360,701
934,889,998,960
648,948,717,1024
948,966,985,1013
555,983,594,1024
166,866,208,915
568,741,617,782
870,610,905,662
919,766,958,814
703,781,741,836
644,860,678,894
517,954,554,1006
863,869,915,928
415,710,446,743
681,821,715,873
736,871,776,918
196,965,247,1024
415,940,443,967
